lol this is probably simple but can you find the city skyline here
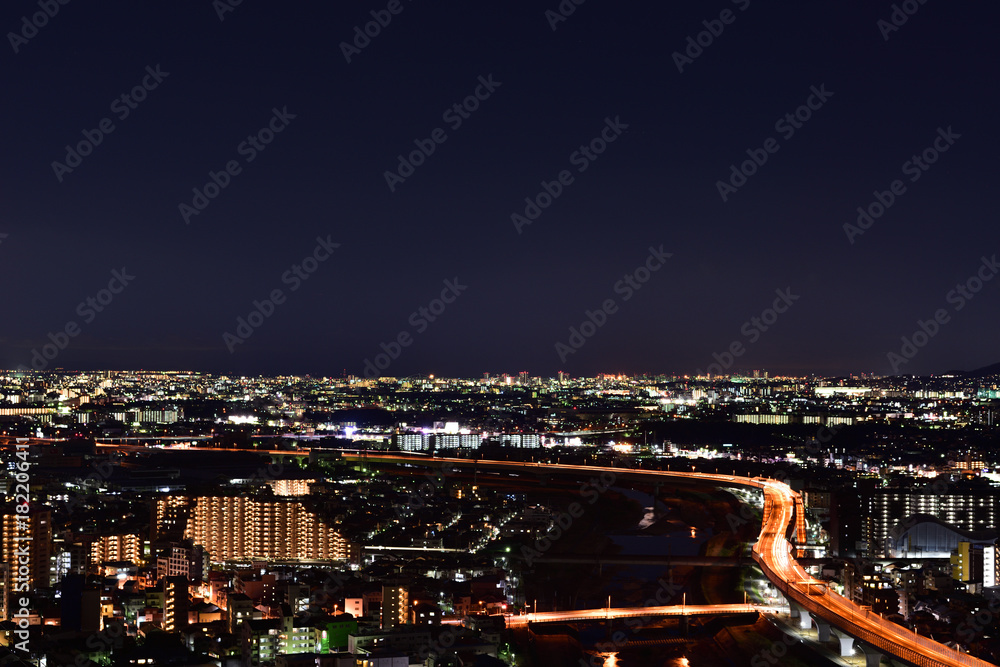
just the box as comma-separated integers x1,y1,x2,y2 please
6,4,1000,662
4,360,1000,664
5,363,1000,380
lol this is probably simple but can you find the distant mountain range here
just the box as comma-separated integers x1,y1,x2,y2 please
944,362,1000,377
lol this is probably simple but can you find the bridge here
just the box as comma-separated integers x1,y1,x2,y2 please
22,439,988,666
344,453,994,667
532,554,751,567
529,554,834,568
502,603,768,628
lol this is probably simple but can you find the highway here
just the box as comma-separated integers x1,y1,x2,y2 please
54,442,990,666
751,477,992,667
345,453,993,667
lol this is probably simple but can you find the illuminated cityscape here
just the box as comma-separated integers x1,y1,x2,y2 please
4,1,1000,665
0,369,998,665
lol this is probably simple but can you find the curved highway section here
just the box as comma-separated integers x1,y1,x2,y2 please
346,453,993,667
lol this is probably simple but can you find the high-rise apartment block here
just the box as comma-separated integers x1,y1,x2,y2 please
155,496,349,562
2,505,52,609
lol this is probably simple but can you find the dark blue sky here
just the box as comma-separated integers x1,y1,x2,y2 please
3,0,998,377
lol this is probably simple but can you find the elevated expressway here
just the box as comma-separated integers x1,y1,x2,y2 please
346,453,993,667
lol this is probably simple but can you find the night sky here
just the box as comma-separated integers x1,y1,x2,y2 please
3,0,999,378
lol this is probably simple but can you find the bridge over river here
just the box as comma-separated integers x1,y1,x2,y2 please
346,453,994,667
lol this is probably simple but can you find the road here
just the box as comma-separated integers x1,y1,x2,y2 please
64,442,990,666
502,603,768,628
344,453,993,667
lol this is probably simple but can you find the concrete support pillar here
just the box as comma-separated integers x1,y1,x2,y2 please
815,618,831,642
837,635,854,657
857,643,885,667
798,610,811,630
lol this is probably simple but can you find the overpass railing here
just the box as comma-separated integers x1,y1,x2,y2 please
753,550,990,667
